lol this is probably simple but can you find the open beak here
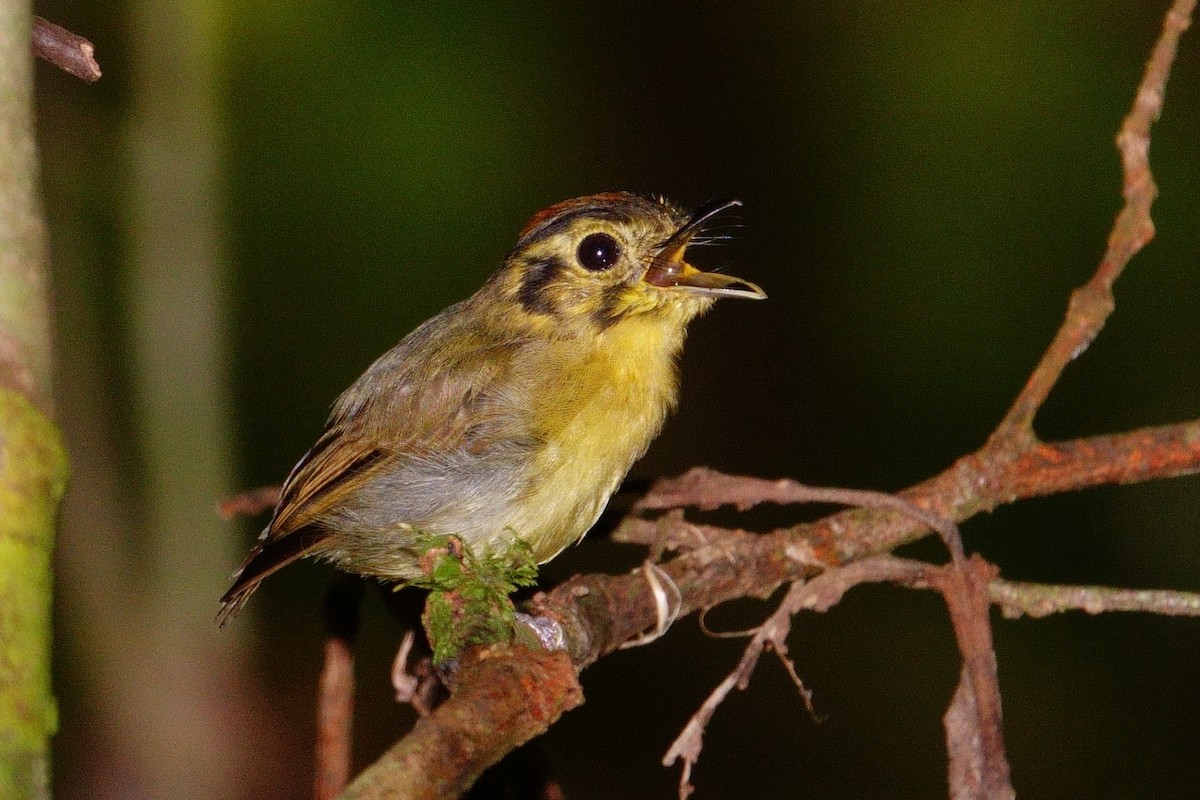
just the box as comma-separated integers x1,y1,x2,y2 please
644,198,766,300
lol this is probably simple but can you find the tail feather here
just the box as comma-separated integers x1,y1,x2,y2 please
216,525,331,626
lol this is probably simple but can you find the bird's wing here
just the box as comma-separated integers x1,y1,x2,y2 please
264,424,389,540
217,420,393,624
218,330,524,623
264,336,523,541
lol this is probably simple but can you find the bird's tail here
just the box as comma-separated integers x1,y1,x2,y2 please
216,525,330,626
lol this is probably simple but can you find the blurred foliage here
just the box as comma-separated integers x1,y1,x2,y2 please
38,1,1200,798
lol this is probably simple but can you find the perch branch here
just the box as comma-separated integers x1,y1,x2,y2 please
615,418,1200,566
337,645,582,800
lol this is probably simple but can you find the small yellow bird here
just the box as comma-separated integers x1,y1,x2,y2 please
218,192,764,624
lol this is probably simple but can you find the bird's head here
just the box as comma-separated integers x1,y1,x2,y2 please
489,192,765,338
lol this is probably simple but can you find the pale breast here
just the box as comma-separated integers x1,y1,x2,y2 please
319,316,686,576
507,317,684,561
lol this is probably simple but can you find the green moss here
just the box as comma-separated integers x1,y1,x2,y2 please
0,390,67,799
411,533,538,664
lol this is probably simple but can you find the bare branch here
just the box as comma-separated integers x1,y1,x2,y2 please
316,637,355,800
614,421,1200,577
666,554,1018,799
316,579,363,800
990,0,1194,442
929,557,1013,800
31,16,100,82
991,580,1200,618
945,666,989,800
637,469,965,560
662,580,815,799
539,418,1200,678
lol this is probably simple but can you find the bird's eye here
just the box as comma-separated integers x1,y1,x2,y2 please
577,233,621,271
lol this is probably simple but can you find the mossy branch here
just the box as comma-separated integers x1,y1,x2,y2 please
410,534,538,665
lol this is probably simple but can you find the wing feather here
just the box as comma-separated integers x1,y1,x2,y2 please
218,309,532,622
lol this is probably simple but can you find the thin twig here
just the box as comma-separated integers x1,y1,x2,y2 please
316,638,355,800
669,548,1200,798
32,16,100,82
662,557,924,798
665,553,1016,799
637,471,966,562
219,484,282,519
991,579,1200,618
391,628,441,717
662,580,815,799
990,0,1194,443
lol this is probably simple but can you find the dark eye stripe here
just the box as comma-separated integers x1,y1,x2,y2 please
517,255,566,316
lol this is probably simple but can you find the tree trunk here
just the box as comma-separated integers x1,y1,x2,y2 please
0,3,68,799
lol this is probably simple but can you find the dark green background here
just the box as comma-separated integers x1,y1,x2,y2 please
37,2,1200,798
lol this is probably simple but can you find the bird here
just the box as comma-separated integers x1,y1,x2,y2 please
218,192,764,625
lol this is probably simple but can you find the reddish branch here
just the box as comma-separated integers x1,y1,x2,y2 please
933,557,1012,800
31,17,100,82
331,411,1200,799
316,638,355,800
339,646,582,800
316,579,363,800
990,0,1190,442
604,419,1200,626
218,484,280,519
326,429,1200,796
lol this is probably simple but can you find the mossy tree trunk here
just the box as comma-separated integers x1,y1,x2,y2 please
0,3,69,799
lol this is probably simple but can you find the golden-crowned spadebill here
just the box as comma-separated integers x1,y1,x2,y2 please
218,192,764,623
